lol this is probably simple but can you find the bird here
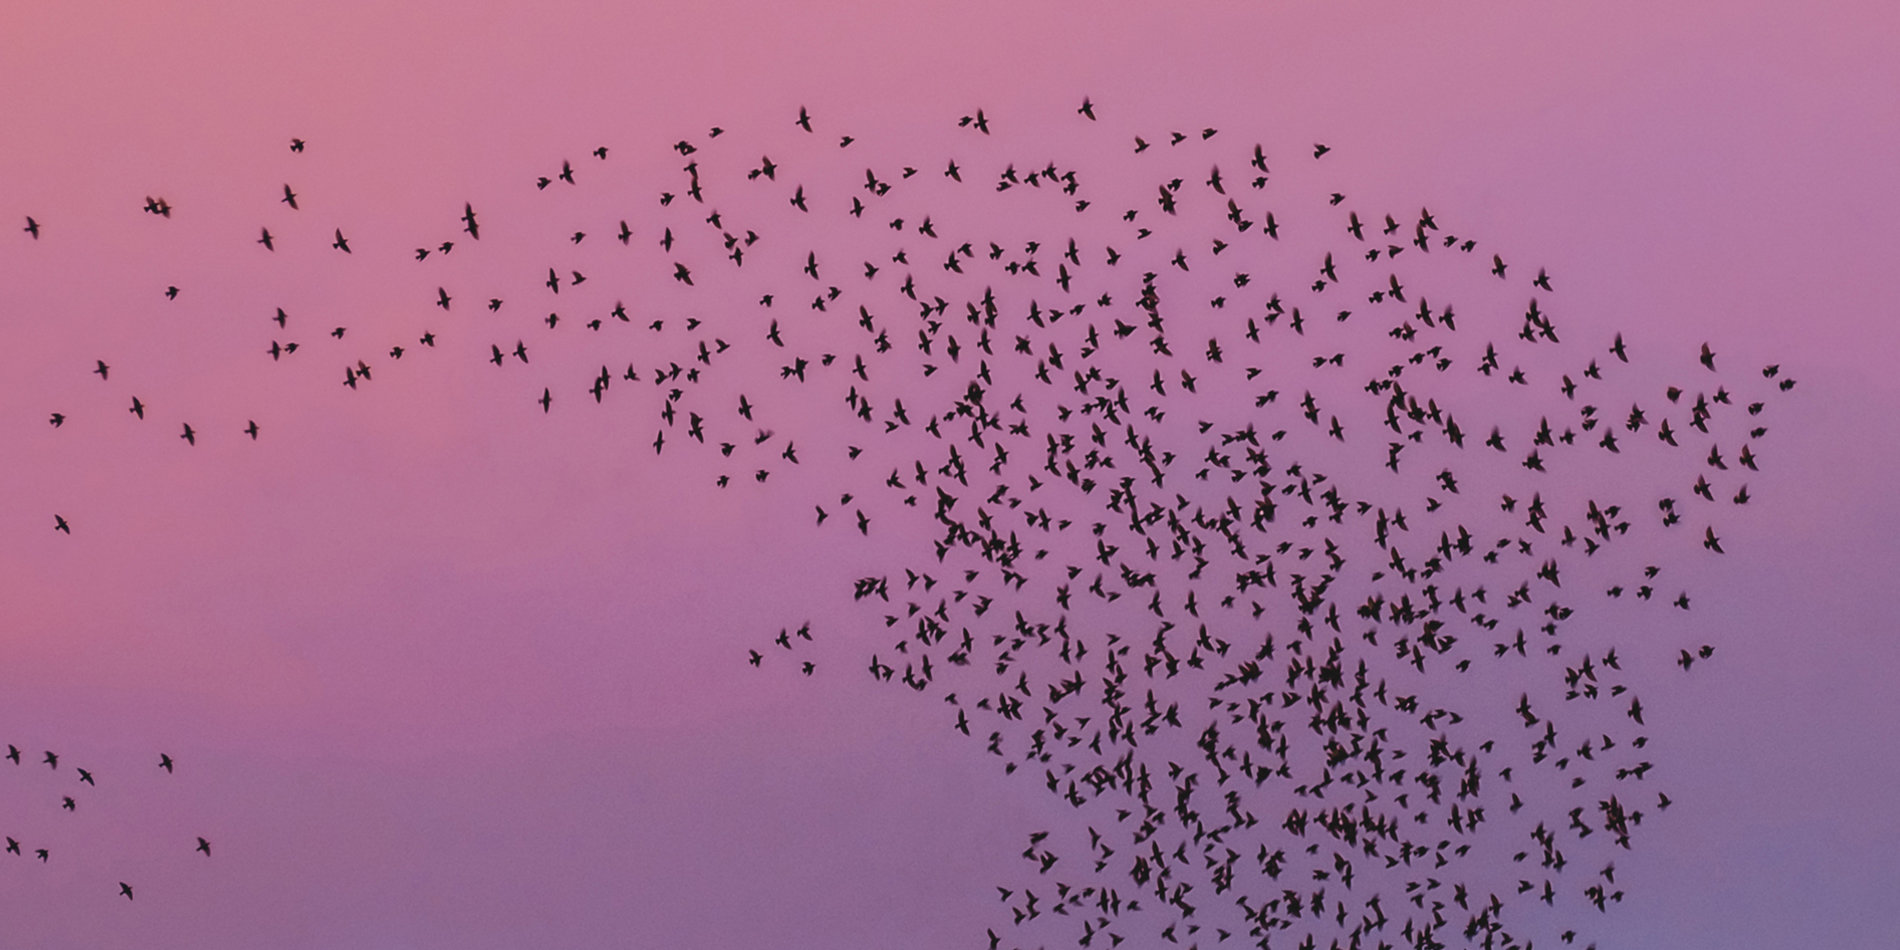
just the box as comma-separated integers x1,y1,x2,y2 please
181,423,196,446
158,753,174,773
332,228,351,253
196,837,212,856
54,514,70,534
282,184,298,208
24,215,39,238
463,202,480,239
119,882,134,900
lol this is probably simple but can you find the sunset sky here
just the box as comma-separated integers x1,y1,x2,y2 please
1,2,1896,948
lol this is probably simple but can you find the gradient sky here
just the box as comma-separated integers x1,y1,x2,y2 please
1,2,1896,948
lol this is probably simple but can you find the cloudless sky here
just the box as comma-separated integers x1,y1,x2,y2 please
0,2,1896,948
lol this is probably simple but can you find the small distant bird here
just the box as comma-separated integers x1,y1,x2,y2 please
181,423,196,446
24,216,39,238
196,837,212,856
332,229,351,253
289,138,305,152
54,514,70,534
119,882,134,900
282,184,298,208
1078,97,1096,120
158,753,174,773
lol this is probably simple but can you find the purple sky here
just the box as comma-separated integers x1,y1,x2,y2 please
1,2,1896,948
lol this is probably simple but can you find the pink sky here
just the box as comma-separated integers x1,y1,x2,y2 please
1,2,1896,948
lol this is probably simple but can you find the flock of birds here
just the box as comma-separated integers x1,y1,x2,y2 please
11,100,1790,948
0,744,205,900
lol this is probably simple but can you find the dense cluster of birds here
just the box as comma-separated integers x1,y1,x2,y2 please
12,100,1792,948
